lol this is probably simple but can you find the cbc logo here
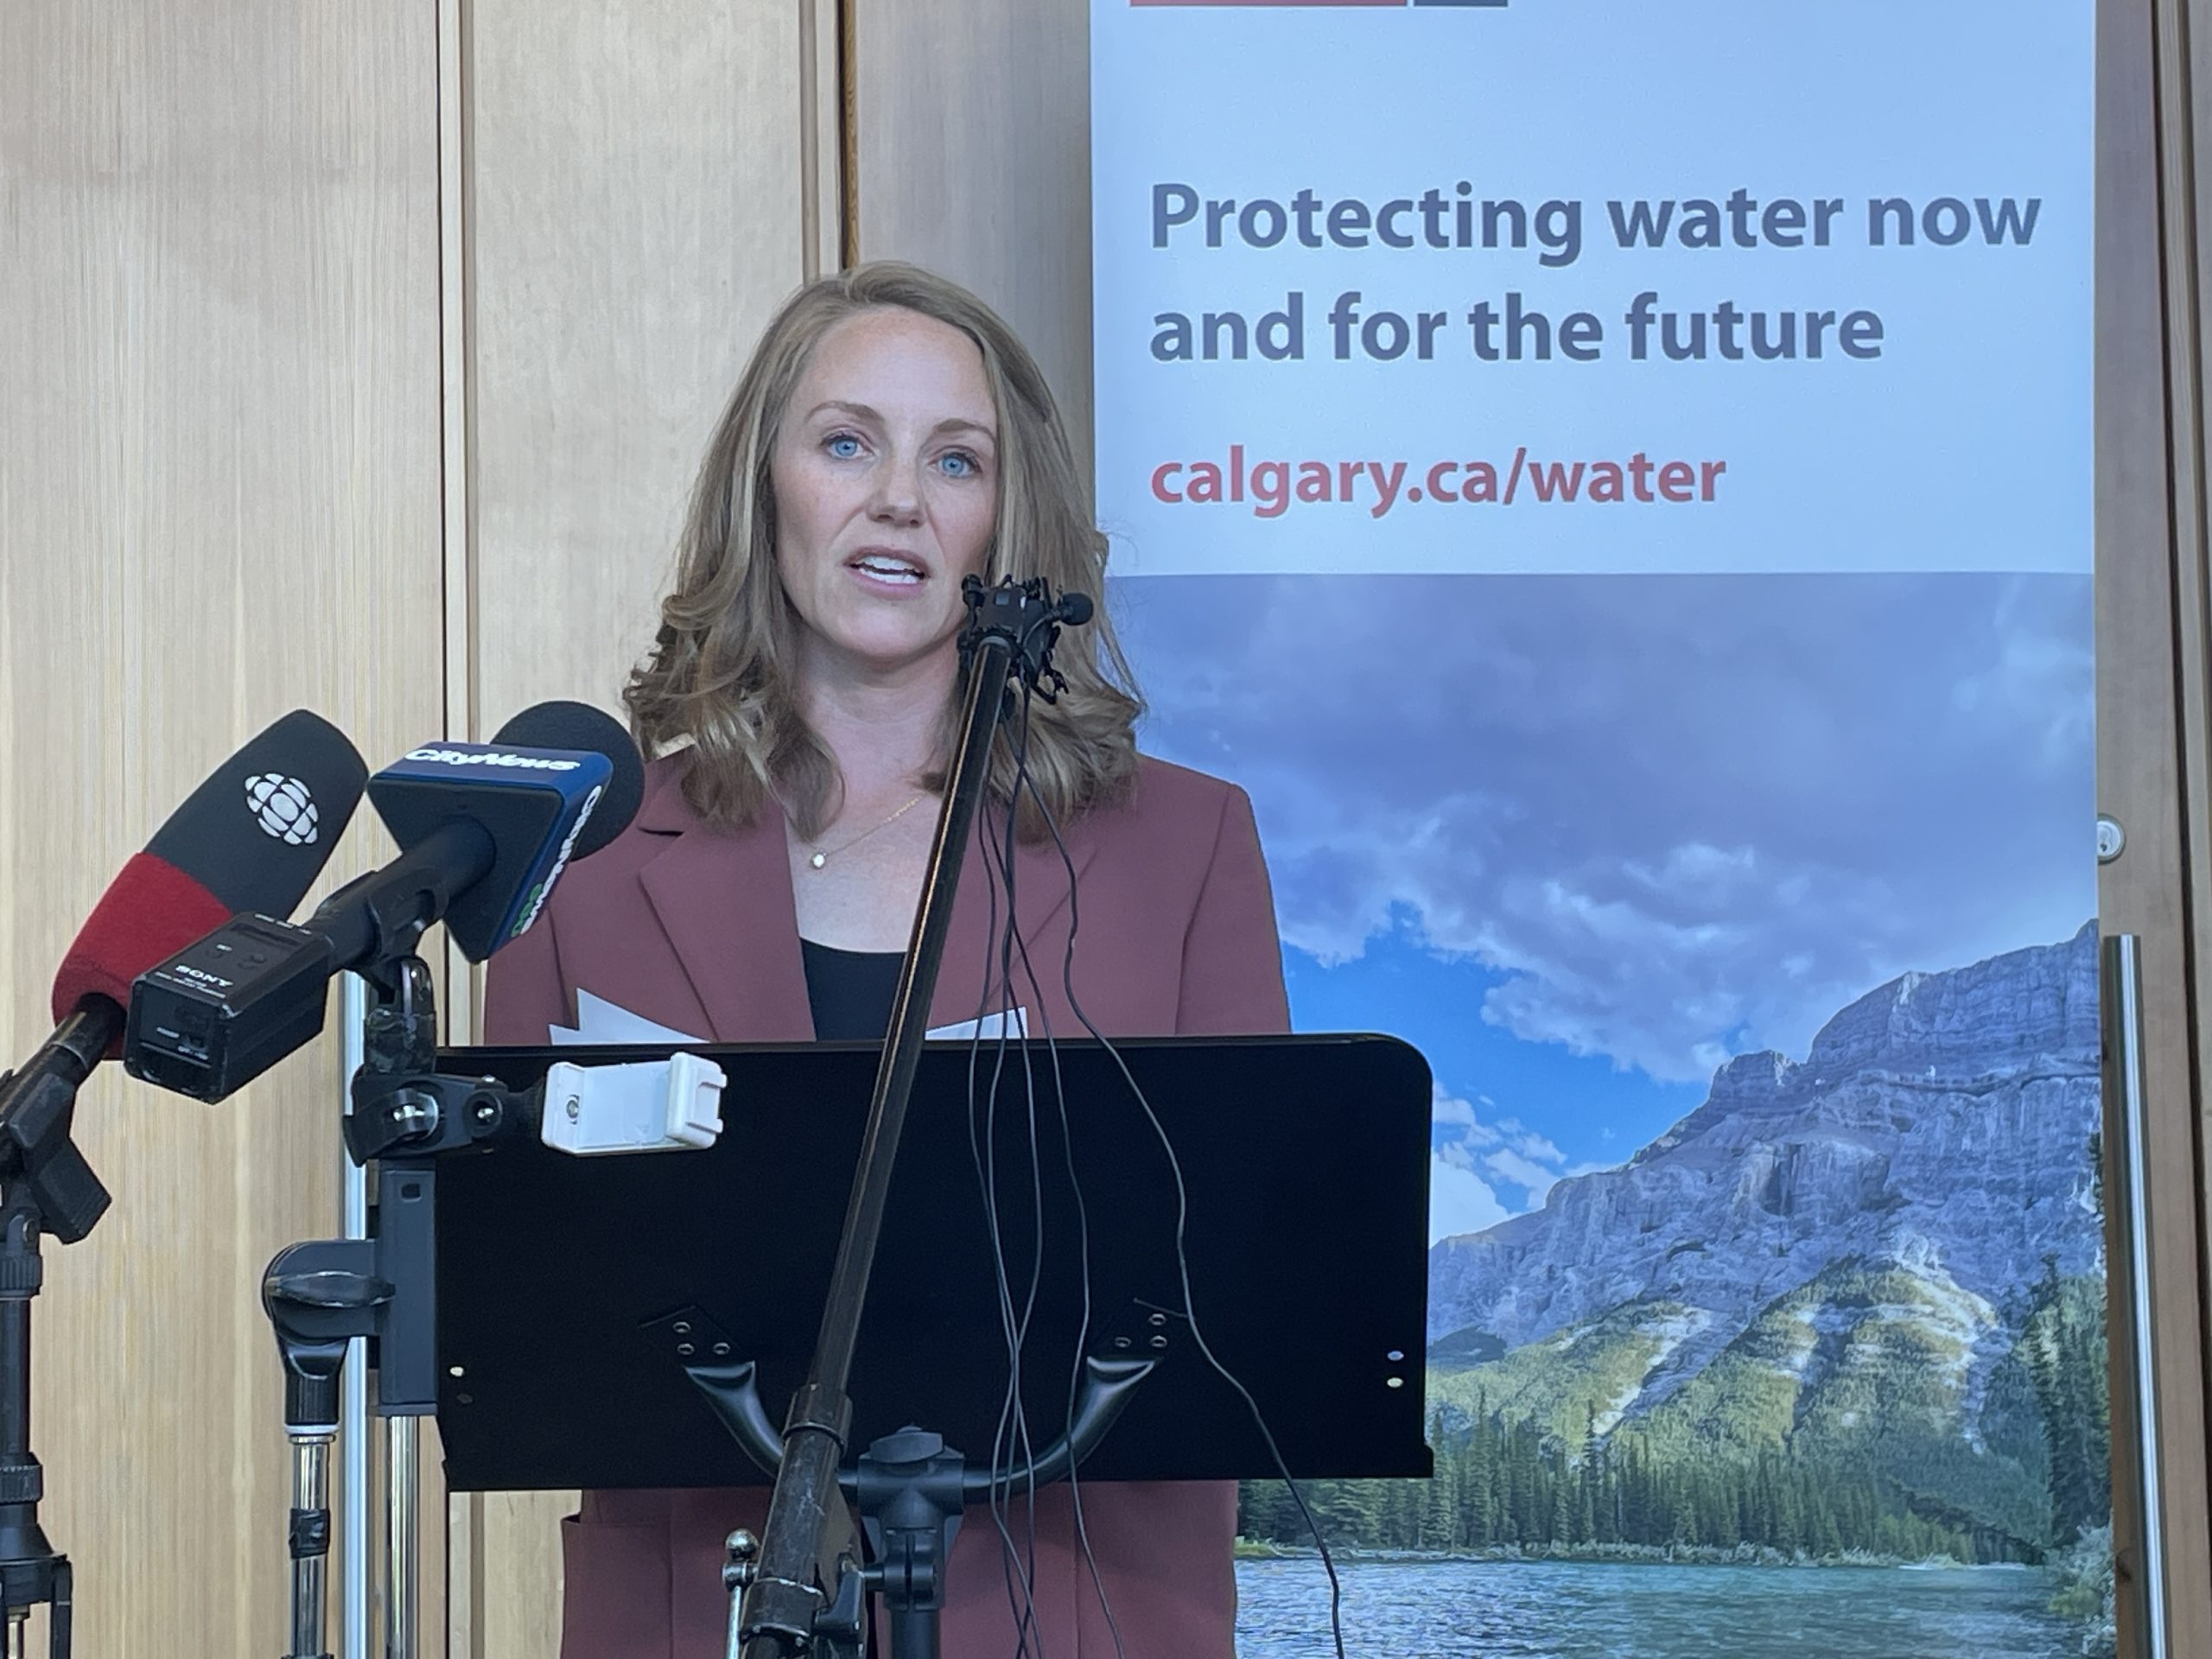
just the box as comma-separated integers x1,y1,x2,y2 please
245,773,319,845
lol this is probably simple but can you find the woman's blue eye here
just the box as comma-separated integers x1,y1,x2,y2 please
939,450,979,477
825,433,861,459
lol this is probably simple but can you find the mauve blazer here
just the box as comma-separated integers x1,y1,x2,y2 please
484,750,1291,1658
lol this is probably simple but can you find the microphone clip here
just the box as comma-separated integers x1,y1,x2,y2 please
957,575,1091,702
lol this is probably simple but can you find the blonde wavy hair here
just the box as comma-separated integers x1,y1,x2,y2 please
626,262,1142,841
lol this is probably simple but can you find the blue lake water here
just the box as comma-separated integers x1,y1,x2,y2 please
1235,1557,2078,1658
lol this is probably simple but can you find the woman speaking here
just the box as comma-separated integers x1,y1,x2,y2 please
486,261,1287,1656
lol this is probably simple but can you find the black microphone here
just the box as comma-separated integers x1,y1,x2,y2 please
958,575,1095,689
124,702,645,1102
0,710,368,1239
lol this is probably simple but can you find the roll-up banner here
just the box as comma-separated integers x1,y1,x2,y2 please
1094,3,2107,1653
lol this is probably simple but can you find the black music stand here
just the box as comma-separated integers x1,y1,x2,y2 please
429,1033,1433,1497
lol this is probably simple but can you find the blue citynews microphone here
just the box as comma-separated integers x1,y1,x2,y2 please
353,701,638,962
125,701,645,1102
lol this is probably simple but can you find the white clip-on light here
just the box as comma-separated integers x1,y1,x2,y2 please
539,1052,726,1155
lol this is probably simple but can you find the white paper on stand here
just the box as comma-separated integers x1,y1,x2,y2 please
550,989,706,1047
548,987,1028,1046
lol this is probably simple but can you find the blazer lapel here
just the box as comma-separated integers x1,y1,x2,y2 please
629,763,1099,1043
636,793,816,1044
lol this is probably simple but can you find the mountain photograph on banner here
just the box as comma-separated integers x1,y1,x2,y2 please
1417,923,2104,1573
1116,570,2105,1659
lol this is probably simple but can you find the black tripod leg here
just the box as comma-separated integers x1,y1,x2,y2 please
48,1558,67,1659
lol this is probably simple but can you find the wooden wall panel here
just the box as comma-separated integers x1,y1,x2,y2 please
0,4,444,1655
2091,7,2181,1652
854,0,1093,475
2105,0,2212,1651
464,0,826,743
455,3,833,1649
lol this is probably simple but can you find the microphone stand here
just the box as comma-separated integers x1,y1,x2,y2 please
257,879,520,1659
734,576,1089,1659
0,998,123,1659
261,942,563,1659
260,950,439,1659
259,920,692,1656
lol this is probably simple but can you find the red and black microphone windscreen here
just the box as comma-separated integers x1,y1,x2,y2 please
49,709,369,1025
51,853,236,1019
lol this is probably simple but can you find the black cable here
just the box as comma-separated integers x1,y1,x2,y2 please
1021,771,1350,1659
984,741,1050,1652
964,798,1046,1658
995,684,1128,1659
965,681,1132,1659
963,781,1038,1656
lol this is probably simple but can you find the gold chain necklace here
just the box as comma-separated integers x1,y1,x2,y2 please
802,793,925,870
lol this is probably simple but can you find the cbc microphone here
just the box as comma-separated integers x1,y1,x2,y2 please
0,710,368,1238
48,709,371,1032
124,701,646,1102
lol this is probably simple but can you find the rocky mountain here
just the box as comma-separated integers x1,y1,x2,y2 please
1423,923,2105,1542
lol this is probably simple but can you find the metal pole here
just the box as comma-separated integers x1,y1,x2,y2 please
340,974,369,1659
739,632,1013,1657
2103,934,2168,1659
383,1416,418,1659
290,1436,334,1657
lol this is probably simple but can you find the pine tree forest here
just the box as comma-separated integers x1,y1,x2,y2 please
1244,1243,2112,1566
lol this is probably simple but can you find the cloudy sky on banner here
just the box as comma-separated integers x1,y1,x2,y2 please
1117,569,2095,1228
1123,571,2094,1080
